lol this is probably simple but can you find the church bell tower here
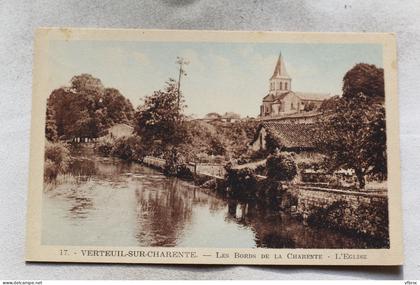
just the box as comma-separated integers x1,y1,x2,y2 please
269,52,292,94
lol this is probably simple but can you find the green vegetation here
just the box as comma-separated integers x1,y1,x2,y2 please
134,79,187,151
44,141,71,182
266,152,297,182
44,62,387,194
110,136,144,162
46,74,134,141
315,63,386,189
224,165,258,199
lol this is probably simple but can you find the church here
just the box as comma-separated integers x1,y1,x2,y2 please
251,53,332,152
259,53,331,118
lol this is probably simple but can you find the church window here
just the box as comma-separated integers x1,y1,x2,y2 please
280,82,283,90
285,82,288,90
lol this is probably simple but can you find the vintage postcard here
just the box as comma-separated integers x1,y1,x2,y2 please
26,28,403,265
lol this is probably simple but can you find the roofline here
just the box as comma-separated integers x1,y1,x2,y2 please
257,111,322,121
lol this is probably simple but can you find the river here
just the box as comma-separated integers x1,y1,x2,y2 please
42,147,372,248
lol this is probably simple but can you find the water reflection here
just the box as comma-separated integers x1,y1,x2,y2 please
42,148,373,248
134,179,193,246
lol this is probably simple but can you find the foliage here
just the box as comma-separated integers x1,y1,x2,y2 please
45,103,58,141
342,63,384,101
44,141,71,182
176,164,194,180
208,137,225,156
102,88,135,126
307,200,389,246
264,132,282,154
134,79,187,149
110,136,145,162
96,137,114,156
46,74,134,140
266,152,297,181
315,64,386,189
163,147,186,176
183,120,225,160
303,102,316,112
224,165,258,199
213,120,259,159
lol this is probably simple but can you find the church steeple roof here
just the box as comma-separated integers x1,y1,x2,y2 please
270,52,290,80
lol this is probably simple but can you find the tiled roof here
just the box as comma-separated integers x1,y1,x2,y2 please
295,92,331,101
261,122,317,149
258,111,322,121
263,92,290,102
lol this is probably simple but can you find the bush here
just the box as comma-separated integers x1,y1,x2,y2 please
266,152,297,181
163,147,185,176
176,164,194,180
44,141,70,182
111,136,144,161
96,137,114,156
224,166,258,199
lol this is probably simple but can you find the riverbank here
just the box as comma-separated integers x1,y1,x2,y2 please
141,154,389,248
43,147,380,248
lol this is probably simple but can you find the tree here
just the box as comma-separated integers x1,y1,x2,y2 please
102,88,134,125
315,63,386,189
134,79,187,150
303,102,316,112
342,63,384,101
45,102,58,141
46,74,134,140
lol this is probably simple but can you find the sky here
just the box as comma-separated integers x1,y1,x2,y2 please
47,40,383,118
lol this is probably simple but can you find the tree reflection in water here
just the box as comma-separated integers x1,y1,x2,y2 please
42,147,375,248
225,200,372,249
134,178,193,246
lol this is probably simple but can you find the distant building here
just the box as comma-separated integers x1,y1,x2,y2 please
202,112,222,122
107,123,134,139
200,112,241,123
260,53,331,117
221,112,241,123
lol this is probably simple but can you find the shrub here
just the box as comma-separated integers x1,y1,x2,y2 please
224,166,258,199
255,164,267,176
44,141,70,182
176,164,194,180
163,147,185,176
266,152,297,181
208,137,225,156
96,137,114,156
111,136,144,161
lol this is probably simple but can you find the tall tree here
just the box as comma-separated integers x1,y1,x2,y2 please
342,63,384,101
134,79,187,151
102,88,134,125
45,101,58,141
46,74,134,140
315,63,387,189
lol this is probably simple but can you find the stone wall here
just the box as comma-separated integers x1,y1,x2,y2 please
283,184,389,246
143,156,166,170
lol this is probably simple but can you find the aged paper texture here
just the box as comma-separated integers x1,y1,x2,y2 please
26,28,403,265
